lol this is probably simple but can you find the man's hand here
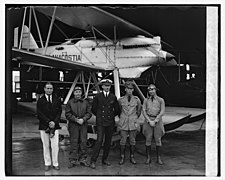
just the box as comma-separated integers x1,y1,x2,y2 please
154,118,159,124
77,118,84,125
148,120,155,127
49,121,55,128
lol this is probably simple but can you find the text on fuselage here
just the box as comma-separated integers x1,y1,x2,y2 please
51,54,81,62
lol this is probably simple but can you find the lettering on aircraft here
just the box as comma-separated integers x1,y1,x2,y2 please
50,54,81,62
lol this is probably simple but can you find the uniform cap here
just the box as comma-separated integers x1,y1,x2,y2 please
125,81,134,89
100,79,113,85
147,84,158,90
74,86,82,91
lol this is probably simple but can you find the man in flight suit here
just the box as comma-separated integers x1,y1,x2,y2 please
118,81,142,165
142,84,165,165
65,86,92,168
89,79,120,169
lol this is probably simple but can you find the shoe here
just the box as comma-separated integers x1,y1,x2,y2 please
90,162,96,169
53,166,60,170
68,160,79,168
145,157,151,164
130,155,137,164
156,156,164,165
44,166,50,171
119,155,125,165
68,162,75,168
80,160,90,167
102,160,111,166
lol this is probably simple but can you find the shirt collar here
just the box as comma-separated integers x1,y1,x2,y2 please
125,94,133,98
45,94,52,102
73,97,84,102
45,94,52,98
103,91,109,96
148,95,157,100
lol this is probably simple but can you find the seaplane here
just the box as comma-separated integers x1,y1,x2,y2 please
11,6,205,147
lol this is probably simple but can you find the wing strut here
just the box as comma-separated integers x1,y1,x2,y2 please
85,73,92,98
90,72,101,93
28,7,32,51
32,7,44,48
132,80,145,101
113,69,120,98
92,26,114,44
63,71,102,104
63,72,82,104
44,6,57,55
19,7,27,49
114,25,117,43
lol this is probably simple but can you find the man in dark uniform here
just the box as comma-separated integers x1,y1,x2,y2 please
89,79,120,169
37,82,62,171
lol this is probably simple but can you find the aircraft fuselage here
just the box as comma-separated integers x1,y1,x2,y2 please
34,36,171,70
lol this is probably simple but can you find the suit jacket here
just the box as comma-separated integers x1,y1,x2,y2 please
92,92,120,126
37,94,62,130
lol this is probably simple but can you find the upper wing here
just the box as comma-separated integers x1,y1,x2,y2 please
35,6,155,39
12,47,107,71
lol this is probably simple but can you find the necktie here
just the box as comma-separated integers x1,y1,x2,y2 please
151,96,154,102
128,96,131,102
48,95,51,103
48,95,52,109
105,92,108,98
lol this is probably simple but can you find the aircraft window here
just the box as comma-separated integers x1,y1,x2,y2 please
55,47,64,50
123,44,151,49
28,49,35,52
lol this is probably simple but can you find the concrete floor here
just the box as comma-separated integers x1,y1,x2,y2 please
8,104,205,176
11,130,205,176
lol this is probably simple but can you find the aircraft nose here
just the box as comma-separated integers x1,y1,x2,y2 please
166,52,175,62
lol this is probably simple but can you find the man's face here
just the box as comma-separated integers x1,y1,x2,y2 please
44,84,53,95
73,90,82,99
148,87,156,96
125,87,134,96
102,84,111,92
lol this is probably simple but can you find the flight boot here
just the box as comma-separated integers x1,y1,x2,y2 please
145,145,151,164
68,159,79,168
130,145,137,164
156,146,164,165
119,145,125,165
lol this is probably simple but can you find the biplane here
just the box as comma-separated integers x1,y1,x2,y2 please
11,6,205,147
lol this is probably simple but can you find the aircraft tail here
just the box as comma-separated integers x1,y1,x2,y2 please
14,25,38,49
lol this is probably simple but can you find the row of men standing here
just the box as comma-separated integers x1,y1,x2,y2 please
37,79,165,171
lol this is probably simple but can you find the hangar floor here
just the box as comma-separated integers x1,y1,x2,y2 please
9,103,205,176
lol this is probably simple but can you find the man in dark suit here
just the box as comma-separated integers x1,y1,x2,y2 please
37,82,62,171
90,79,120,169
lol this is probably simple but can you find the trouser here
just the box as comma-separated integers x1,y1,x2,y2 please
68,123,88,161
40,130,59,166
142,121,164,146
91,125,114,162
120,130,137,146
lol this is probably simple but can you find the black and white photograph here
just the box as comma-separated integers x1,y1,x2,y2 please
4,3,220,177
